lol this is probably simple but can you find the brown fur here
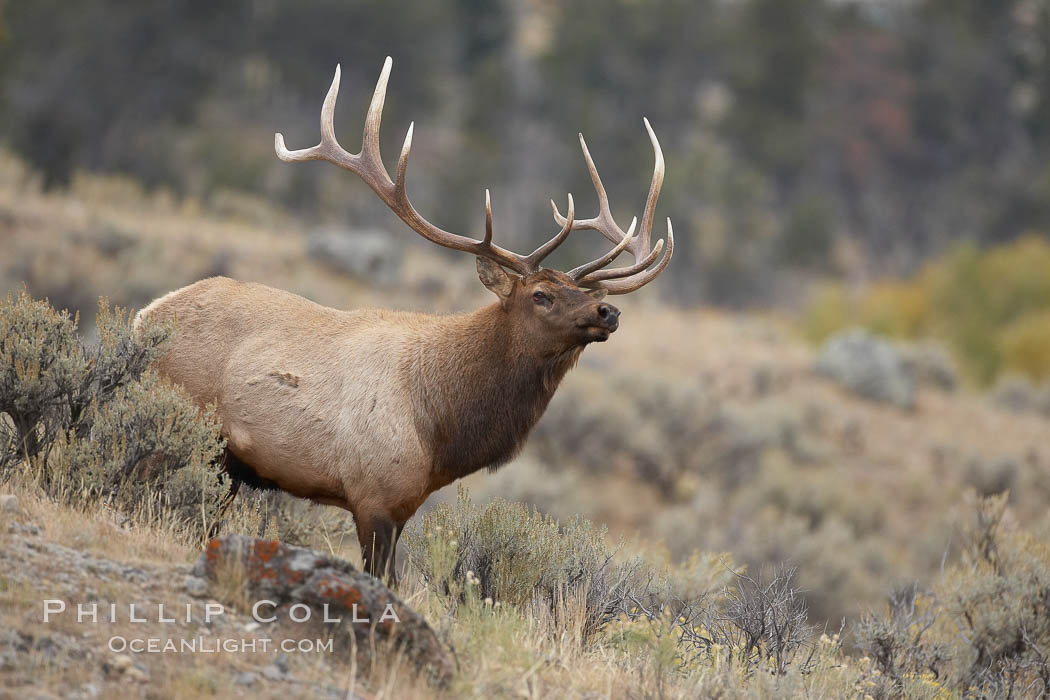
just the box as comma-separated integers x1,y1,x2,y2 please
135,266,619,581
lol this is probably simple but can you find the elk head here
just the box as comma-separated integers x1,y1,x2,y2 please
477,260,619,356
274,57,674,347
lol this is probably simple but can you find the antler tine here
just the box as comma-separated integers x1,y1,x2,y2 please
524,194,575,268
395,121,414,191
551,119,672,293
362,57,392,170
637,118,664,256
484,189,493,247
276,57,535,275
275,64,362,176
587,218,674,294
568,217,636,280
552,134,635,251
580,238,663,283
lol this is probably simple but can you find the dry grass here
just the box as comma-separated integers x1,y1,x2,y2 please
0,476,192,565
5,443,1046,697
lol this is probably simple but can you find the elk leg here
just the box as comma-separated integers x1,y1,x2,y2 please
357,514,400,585
217,478,241,519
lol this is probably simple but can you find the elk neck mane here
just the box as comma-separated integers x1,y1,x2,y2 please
406,301,581,482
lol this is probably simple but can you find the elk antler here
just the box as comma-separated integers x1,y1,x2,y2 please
552,120,674,294
276,57,577,276
277,58,672,290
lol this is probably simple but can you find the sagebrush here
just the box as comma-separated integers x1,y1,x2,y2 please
0,289,226,538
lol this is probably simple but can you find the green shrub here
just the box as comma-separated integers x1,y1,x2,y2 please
403,487,822,680
999,311,1050,381
801,283,852,344
801,234,1050,385
854,586,948,687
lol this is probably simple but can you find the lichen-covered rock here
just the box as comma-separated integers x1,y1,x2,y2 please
814,329,916,409
192,535,452,684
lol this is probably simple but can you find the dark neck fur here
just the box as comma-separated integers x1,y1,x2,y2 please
408,303,580,482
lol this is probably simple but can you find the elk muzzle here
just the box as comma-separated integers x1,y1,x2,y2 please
580,302,620,342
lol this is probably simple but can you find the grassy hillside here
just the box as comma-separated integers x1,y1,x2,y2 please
2,153,1049,697
3,454,1048,697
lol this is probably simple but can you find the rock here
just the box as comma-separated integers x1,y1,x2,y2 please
897,341,957,392
261,664,286,681
32,635,56,652
91,225,136,257
103,654,134,679
183,575,209,597
814,329,916,409
7,522,41,535
193,535,452,685
234,671,258,686
124,666,148,683
991,375,1050,416
0,494,18,512
65,682,100,700
307,228,402,286
273,653,290,674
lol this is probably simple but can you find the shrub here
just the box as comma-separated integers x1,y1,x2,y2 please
708,565,816,675
854,586,948,686
0,288,86,467
403,487,823,681
0,289,171,470
858,281,929,340
937,492,1050,696
60,370,226,530
533,368,726,498
801,283,851,344
990,375,1050,417
999,311,1050,382
603,563,817,679
857,492,1050,697
403,486,647,640
0,289,226,539
801,234,1050,385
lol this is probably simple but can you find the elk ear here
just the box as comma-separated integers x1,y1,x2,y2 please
477,257,517,306
584,288,607,301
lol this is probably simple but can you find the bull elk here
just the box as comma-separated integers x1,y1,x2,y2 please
136,57,673,582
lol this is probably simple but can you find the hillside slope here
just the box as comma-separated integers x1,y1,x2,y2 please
2,150,1048,628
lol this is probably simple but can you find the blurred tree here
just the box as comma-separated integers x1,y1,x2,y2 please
900,0,1050,251
722,0,827,188
0,1,232,188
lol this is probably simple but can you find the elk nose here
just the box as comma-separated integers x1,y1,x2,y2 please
597,303,620,326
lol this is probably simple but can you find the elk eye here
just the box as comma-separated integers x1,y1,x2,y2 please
532,291,551,306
